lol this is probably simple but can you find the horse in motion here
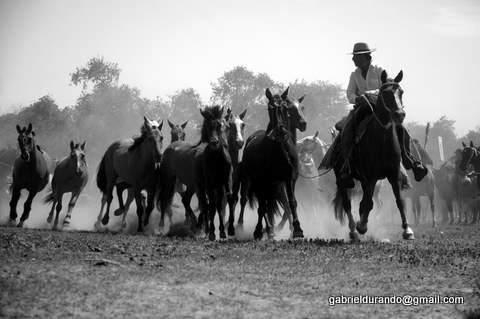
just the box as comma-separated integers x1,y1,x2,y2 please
240,87,306,239
9,124,53,227
332,70,415,241
95,117,163,233
45,141,88,230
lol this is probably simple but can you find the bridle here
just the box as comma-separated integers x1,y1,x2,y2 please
363,82,403,130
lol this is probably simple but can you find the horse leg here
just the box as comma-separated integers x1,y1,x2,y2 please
134,191,145,233
414,196,421,226
52,193,63,230
8,186,21,225
237,178,249,226
118,188,134,232
275,185,292,233
181,188,196,226
101,178,116,226
285,180,303,238
63,191,80,229
254,200,266,240
159,177,175,229
428,192,435,227
47,193,57,224
114,184,126,216
217,189,227,239
387,176,414,240
356,181,376,236
18,190,37,228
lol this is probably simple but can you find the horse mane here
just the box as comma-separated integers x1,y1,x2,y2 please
129,123,149,152
200,105,224,143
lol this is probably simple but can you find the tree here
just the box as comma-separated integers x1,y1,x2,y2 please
71,57,121,91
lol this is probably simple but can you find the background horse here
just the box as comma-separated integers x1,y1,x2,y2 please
240,87,306,239
9,124,52,227
44,141,88,230
95,117,163,233
332,70,415,241
404,138,436,226
168,120,188,143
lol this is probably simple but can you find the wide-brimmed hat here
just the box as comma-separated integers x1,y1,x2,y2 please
349,42,376,55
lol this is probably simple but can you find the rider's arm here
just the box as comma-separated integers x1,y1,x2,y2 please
346,72,358,104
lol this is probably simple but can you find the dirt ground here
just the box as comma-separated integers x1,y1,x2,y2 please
0,219,479,319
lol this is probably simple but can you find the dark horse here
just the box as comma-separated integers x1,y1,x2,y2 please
158,105,233,240
95,117,163,233
332,70,415,241
45,141,88,230
240,88,306,239
9,124,52,227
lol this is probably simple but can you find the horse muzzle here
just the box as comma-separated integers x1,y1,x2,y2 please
392,110,405,124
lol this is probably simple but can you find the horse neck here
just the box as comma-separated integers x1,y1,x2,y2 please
227,140,239,167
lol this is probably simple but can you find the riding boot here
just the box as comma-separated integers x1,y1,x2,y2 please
397,125,428,182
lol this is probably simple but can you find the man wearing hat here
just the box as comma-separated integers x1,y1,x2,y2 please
334,42,428,188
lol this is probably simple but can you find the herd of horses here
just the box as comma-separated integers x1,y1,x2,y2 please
2,70,479,241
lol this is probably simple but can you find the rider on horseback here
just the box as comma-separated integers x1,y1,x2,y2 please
334,42,428,188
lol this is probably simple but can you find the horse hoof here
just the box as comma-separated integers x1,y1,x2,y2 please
292,229,304,239
356,222,367,235
227,225,235,237
208,232,216,241
47,215,53,223
349,232,360,243
7,219,16,227
114,208,124,216
101,215,109,226
220,231,227,239
403,227,415,240
253,228,263,240
16,222,24,228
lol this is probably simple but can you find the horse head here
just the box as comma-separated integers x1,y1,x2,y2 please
459,141,480,172
282,87,307,134
69,140,87,175
142,116,164,161
265,88,292,142
375,70,405,126
225,108,247,150
16,123,35,161
168,119,188,143
200,105,229,151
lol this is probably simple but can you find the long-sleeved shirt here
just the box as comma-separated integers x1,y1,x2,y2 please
346,64,384,104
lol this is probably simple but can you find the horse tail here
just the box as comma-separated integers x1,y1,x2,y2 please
332,187,346,225
96,154,107,194
43,189,55,204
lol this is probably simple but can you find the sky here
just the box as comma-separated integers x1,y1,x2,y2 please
0,0,479,136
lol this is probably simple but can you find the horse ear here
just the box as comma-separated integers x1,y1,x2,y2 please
31,131,35,136
470,141,475,148
239,109,247,120
168,120,174,129
381,70,388,84
81,141,86,151
265,88,274,103
394,70,403,83
298,95,305,104
462,141,467,148
181,120,188,129
70,140,75,150
16,125,21,134
143,116,151,128
281,87,290,100
27,123,32,132
314,131,319,138
158,120,163,131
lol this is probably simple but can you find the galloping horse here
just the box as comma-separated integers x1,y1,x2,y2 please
95,117,163,233
240,88,306,239
45,141,88,230
332,70,415,241
158,108,245,235
9,124,52,227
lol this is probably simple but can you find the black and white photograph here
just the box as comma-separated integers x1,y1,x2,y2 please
0,0,479,318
